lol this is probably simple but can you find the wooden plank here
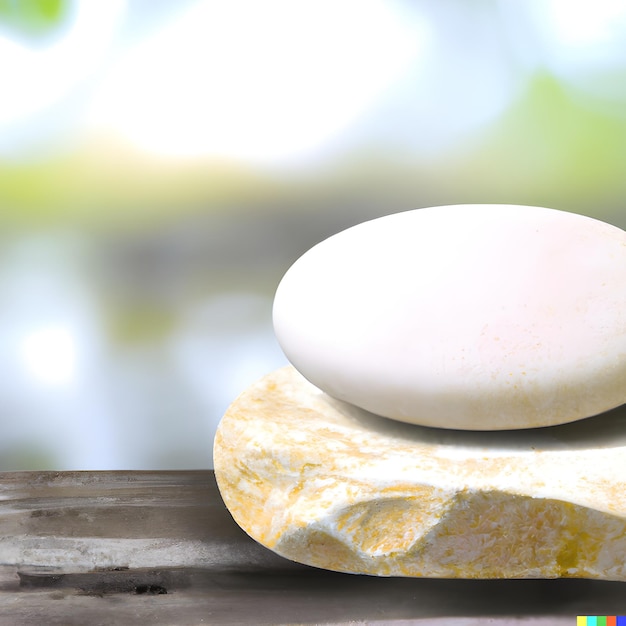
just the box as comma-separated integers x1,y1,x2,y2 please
0,470,303,573
0,470,623,625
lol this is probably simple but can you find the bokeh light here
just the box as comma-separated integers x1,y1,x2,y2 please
1,0,625,469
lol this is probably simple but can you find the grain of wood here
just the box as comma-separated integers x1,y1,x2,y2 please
0,470,623,625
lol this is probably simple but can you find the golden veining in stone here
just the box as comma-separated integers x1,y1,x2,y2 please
213,366,626,580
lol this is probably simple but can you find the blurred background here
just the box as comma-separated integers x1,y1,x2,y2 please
1,0,626,470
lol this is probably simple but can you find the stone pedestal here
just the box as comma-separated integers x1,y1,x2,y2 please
214,366,626,580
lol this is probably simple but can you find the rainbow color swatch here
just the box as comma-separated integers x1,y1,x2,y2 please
577,617,626,626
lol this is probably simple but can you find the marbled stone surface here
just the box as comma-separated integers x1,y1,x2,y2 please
214,366,626,580
273,205,626,430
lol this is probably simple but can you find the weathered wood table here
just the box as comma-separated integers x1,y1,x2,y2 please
0,471,623,625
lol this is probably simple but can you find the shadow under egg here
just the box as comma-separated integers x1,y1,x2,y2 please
321,395,626,452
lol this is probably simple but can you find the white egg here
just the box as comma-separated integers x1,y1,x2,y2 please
273,205,626,430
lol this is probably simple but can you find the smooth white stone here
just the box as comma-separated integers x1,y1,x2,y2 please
273,205,626,430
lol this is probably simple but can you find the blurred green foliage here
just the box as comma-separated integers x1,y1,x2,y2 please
467,74,626,224
0,3,625,230
0,0,67,38
0,442,58,471
108,306,177,345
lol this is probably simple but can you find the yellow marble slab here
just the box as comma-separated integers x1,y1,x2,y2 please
214,366,626,580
